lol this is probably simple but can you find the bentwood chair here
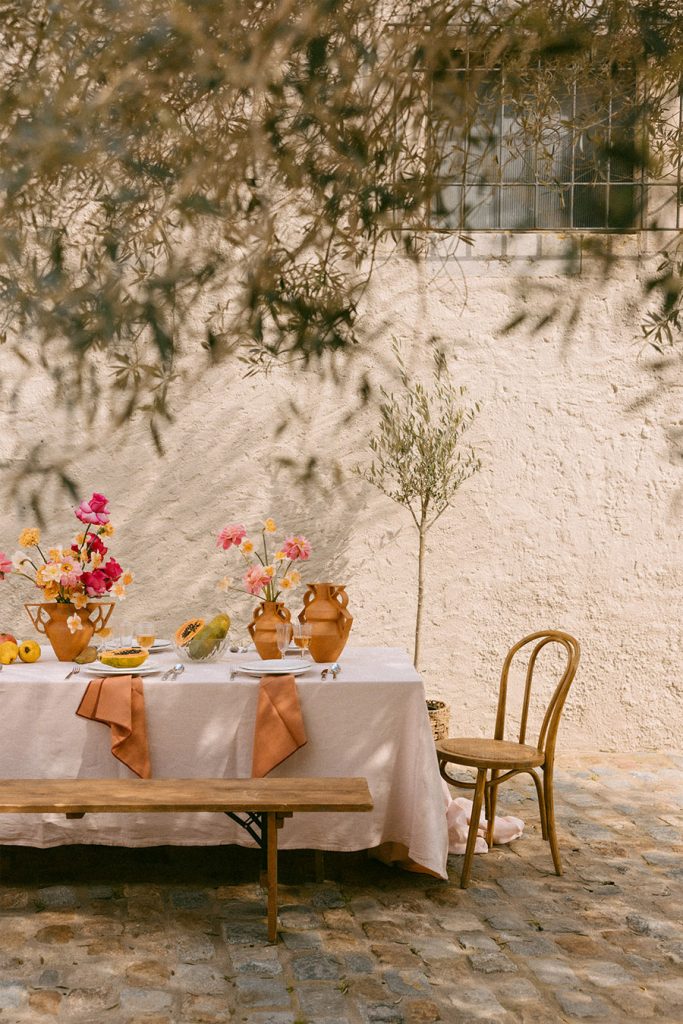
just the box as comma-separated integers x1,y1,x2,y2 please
436,630,580,888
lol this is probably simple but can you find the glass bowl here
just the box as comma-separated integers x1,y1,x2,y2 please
173,636,230,663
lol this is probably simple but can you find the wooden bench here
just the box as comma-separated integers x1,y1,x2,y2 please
0,777,373,942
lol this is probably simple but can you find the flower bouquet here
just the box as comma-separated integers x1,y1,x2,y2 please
0,492,134,661
216,518,310,659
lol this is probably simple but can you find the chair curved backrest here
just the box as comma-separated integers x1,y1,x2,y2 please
494,630,580,762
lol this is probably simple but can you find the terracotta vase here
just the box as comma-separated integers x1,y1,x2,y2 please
298,583,353,663
248,601,291,660
25,601,115,662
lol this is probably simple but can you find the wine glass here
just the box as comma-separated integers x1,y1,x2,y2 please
275,622,292,660
135,622,156,650
292,622,312,660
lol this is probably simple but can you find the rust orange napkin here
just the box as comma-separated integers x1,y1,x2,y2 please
251,674,307,778
76,675,151,779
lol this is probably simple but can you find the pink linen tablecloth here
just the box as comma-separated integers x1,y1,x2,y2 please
0,646,449,878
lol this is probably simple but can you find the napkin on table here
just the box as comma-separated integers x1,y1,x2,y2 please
76,675,151,779
251,674,307,777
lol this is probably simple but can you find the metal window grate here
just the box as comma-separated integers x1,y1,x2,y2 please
428,55,682,233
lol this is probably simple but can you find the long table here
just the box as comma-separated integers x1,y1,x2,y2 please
0,646,448,878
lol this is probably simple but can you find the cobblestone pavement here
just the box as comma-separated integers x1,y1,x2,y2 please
0,753,681,1024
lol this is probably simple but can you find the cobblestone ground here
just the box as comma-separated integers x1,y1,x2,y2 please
0,753,681,1024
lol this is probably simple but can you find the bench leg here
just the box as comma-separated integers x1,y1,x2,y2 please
266,812,278,943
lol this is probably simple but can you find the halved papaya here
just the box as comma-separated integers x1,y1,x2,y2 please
175,618,205,647
99,647,149,669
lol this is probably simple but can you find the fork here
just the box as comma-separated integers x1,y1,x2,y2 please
64,665,81,680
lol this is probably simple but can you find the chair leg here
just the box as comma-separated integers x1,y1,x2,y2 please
544,768,562,875
486,770,498,848
460,768,486,889
530,770,548,840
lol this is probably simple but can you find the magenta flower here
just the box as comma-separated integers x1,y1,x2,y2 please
244,565,271,596
75,492,110,525
81,569,110,596
87,535,107,557
102,558,122,581
282,535,311,561
217,524,247,550
0,551,12,580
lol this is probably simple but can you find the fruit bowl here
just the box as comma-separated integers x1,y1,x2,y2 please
173,636,229,663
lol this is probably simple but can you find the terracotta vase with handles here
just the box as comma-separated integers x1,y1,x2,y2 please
248,601,291,660
25,601,115,662
298,583,353,663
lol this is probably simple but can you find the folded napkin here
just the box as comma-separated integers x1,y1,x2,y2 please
443,780,524,854
251,674,307,778
76,676,151,779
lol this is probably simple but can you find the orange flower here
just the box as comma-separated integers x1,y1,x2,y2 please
18,528,40,548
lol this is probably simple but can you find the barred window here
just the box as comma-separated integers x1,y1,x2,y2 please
430,55,657,232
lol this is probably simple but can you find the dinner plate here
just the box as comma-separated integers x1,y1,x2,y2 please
83,664,161,677
237,659,312,677
150,639,171,652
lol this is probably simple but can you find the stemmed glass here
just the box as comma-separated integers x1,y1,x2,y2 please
292,623,312,660
275,622,293,660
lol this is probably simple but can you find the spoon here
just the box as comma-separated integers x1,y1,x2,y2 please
162,663,183,680
321,662,341,680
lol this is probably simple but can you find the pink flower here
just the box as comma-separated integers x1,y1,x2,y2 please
0,551,12,580
81,569,110,596
244,565,271,596
102,557,122,581
282,535,311,561
217,524,247,550
75,492,110,525
60,566,81,589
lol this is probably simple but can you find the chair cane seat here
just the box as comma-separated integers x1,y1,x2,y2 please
436,737,545,770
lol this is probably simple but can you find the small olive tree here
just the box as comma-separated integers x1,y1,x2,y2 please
357,346,481,668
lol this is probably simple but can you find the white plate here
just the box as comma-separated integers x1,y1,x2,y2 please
83,664,161,677
237,660,312,677
150,640,171,652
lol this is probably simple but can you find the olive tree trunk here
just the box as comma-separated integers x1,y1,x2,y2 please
414,519,427,669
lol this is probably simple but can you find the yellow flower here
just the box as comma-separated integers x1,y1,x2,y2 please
48,547,63,561
42,581,59,601
241,540,254,554
72,592,89,609
264,518,277,533
79,549,89,564
274,550,285,561
280,575,293,590
74,533,85,546
122,570,134,586
113,583,126,600
263,565,275,577
18,528,41,548
289,569,301,585
66,613,83,634
100,523,115,537
91,552,102,568
217,576,233,592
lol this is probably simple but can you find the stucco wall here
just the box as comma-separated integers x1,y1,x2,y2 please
1,233,681,752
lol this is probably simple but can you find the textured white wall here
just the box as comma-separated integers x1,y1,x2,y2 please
1,233,681,752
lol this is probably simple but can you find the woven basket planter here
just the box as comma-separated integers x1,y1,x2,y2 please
427,699,450,743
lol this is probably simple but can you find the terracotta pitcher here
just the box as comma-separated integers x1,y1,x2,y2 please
25,601,115,662
248,601,291,660
298,584,353,663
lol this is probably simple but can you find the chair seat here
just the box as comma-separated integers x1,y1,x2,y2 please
436,737,545,770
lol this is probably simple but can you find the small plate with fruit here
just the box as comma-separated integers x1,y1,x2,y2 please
87,645,159,675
